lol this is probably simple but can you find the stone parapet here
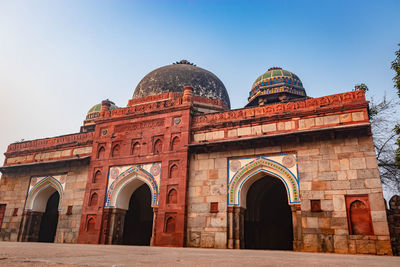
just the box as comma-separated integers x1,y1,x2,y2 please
192,90,366,127
6,132,93,155
191,91,369,145
3,133,94,167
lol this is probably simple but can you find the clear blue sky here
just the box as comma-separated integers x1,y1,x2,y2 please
0,0,399,164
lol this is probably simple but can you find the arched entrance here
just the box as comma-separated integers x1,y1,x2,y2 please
38,191,60,242
227,156,300,249
244,176,293,250
104,166,158,245
123,184,154,245
20,176,63,242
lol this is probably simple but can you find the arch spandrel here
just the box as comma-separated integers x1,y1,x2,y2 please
25,175,66,212
228,154,300,207
105,162,161,209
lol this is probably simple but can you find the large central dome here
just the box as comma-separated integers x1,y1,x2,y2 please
132,60,231,108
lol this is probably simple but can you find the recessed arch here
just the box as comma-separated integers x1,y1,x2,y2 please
165,216,176,233
38,191,60,242
244,177,293,250
105,166,159,209
132,142,140,155
167,189,177,204
112,144,121,157
89,193,98,207
86,217,96,232
93,170,101,183
25,176,64,212
122,184,153,245
349,200,373,235
228,157,300,207
171,136,180,151
169,164,178,178
97,146,105,159
153,139,162,154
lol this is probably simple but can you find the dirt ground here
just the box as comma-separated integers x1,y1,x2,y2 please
0,242,399,266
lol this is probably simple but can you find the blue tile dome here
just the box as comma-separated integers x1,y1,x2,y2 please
248,67,307,106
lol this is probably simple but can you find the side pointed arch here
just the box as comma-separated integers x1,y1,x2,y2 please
228,157,300,207
25,176,64,212
105,166,159,209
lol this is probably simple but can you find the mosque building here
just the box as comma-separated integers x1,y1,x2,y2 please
0,60,393,254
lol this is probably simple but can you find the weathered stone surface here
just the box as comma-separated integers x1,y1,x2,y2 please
187,231,201,247
324,115,340,125
333,195,346,212
352,111,365,121
238,127,252,136
303,234,319,251
350,158,366,170
334,235,348,253
200,233,215,248
262,123,277,133
227,129,237,138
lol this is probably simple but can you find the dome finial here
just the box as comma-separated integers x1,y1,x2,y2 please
173,59,196,66
267,67,282,71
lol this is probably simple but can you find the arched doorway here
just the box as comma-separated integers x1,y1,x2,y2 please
38,191,60,242
244,176,293,250
104,165,159,245
122,184,153,245
21,177,63,242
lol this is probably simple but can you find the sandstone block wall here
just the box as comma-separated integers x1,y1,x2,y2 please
0,161,88,243
187,153,228,248
187,133,392,255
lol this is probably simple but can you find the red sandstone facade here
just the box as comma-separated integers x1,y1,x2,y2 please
0,64,394,254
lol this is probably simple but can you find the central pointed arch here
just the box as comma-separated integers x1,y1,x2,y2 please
228,157,300,207
105,166,159,209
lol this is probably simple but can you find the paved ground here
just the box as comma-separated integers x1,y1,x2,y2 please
0,242,399,267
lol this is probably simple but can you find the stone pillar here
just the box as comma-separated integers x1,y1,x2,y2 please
183,85,193,104
291,204,302,251
102,208,112,245
233,207,244,249
150,207,158,246
239,207,245,249
227,207,234,249
227,206,245,249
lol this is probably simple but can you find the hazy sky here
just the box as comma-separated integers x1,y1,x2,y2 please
0,0,399,165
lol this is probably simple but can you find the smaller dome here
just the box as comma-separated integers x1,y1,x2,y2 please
81,100,118,133
87,102,117,115
86,100,118,121
247,67,307,107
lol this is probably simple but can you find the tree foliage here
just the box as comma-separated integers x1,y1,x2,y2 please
368,94,400,194
392,43,400,97
392,44,400,166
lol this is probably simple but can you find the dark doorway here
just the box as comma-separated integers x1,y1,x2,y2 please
123,184,154,245
38,191,60,242
244,176,293,250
